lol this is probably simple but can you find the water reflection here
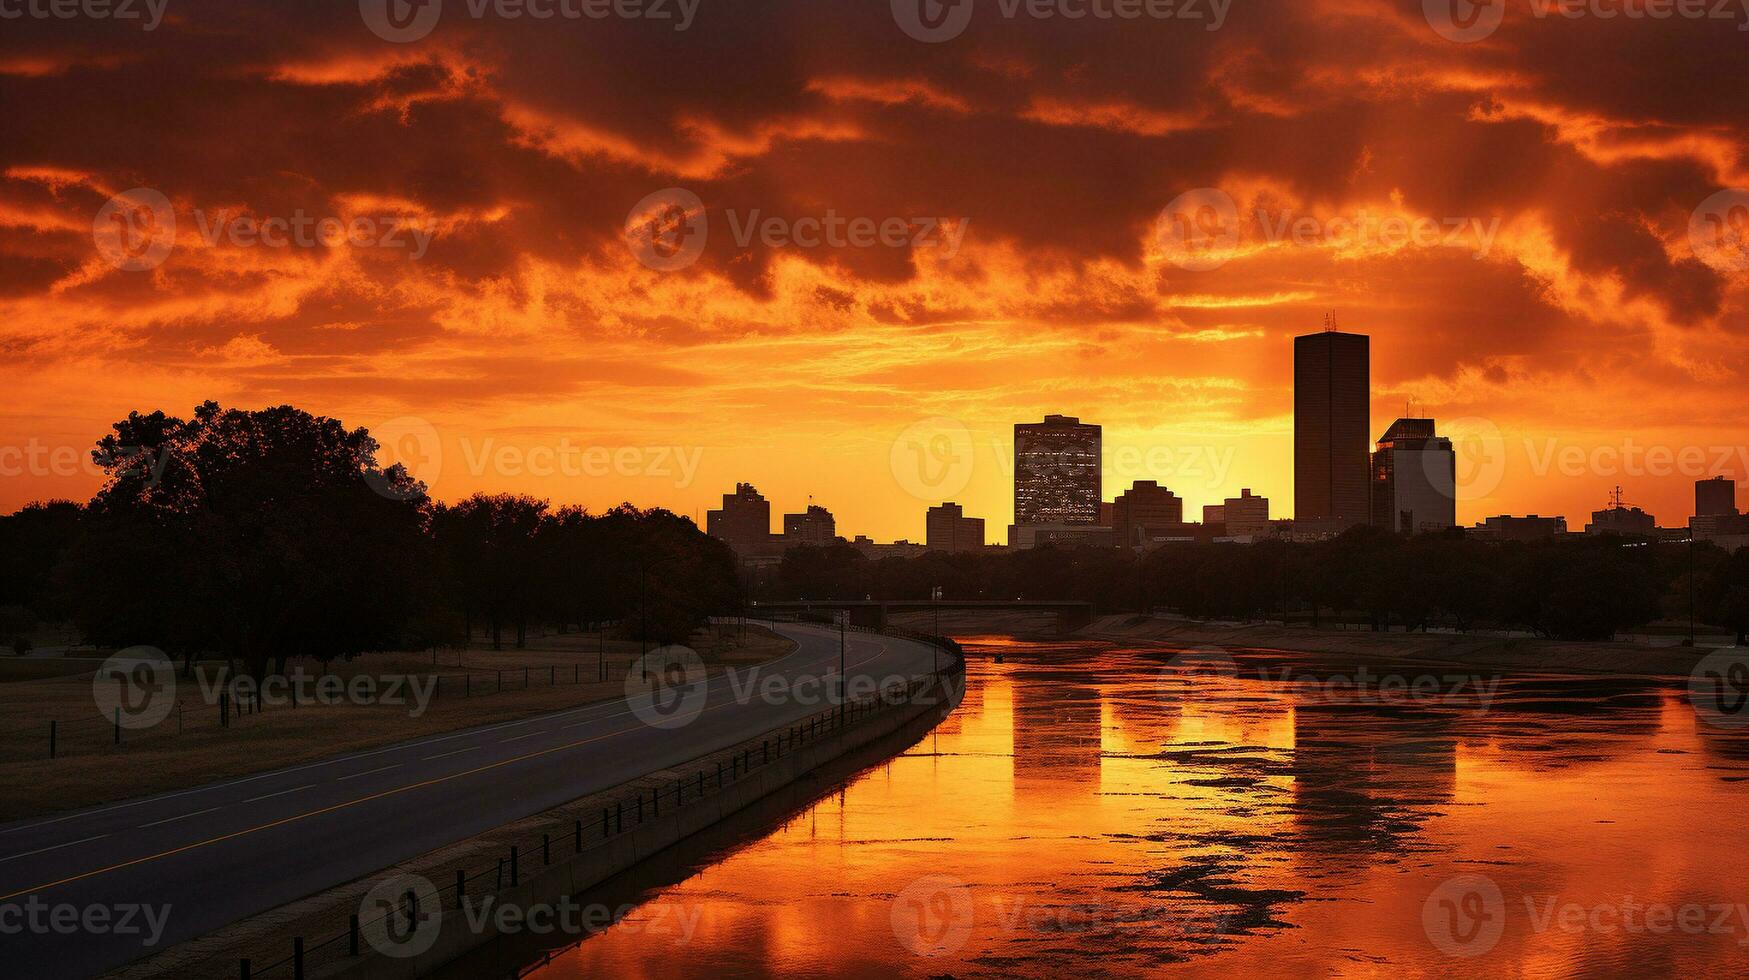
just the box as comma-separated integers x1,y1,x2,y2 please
521,637,1749,977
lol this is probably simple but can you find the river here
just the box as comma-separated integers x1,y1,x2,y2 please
510,634,1749,977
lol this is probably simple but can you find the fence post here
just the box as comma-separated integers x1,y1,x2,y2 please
456,868,466,904
293,937,304,980
466,674,470,697
221,691,229,727
48,720,56,760
510,846,519,886
543,833,550,865
616,802,623,832
348,914,359,956
113,707,120,746
653,789,658,818
697,771,703,797
603,808,609,837
239,958,250,980
574,819,582,853
762,740,768,765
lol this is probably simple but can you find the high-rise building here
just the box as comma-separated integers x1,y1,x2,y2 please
1370,418,1456,534
1111,481,1184,548
706,483,773,556
1014,415,1102,527
1697,477,1739,518
926,502,985,552
1222,488,1272,536
782,504,837,546
1294,330,1371,530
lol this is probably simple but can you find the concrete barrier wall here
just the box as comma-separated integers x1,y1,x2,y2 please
315,669,961,979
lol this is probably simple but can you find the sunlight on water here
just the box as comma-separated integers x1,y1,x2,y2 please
527,637,1749,977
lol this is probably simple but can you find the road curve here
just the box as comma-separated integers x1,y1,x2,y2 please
0,623,941,979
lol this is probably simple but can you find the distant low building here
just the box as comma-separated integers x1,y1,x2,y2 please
1009,522,1116,550
1697,477,1739,518
926,502,985,553
1470,515,1569,542
1202,503,1225,525
850,536,928,560
1585,488,1655,537
782,504,838,547
1222,488,1271,537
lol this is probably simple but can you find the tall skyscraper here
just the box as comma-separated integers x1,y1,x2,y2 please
706,483,773,556
1294,329,1371,530
1014,415,1102,526
1697,477,1739,518
1370,418,1456,533
926,502,985,552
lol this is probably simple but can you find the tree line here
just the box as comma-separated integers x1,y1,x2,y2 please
774,526,1749,643
0,402,742,677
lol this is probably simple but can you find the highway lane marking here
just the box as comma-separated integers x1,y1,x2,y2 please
500,731,546,743
0,634,825,838
241,785,314,804
423,747,479,761
337,765,400,782
0,627,928,900
0,834,108,864
139,807,220,829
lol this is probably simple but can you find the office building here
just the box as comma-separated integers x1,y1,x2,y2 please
1014,415,1102,526
1370,418,1456,534
782,504,838,547
1295,329,1371,530
851,536,929,560
706,483,774,556
1111,481,1184,548
1009,522,1116,550
1222,489,1272,536
1202,503,1225,525
926,502,985,553
1584,488,1655,536
1470,515,1569,541
1697,477,1739,518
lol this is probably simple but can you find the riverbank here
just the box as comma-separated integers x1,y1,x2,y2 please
890,609,1734,676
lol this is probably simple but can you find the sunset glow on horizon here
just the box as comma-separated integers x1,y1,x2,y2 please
4,1,1747,541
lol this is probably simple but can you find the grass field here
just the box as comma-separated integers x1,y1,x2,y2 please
0,623,795,822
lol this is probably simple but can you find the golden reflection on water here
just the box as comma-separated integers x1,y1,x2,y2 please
529,638,1749,978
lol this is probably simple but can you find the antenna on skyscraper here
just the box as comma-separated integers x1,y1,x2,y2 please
1324,311,1338,332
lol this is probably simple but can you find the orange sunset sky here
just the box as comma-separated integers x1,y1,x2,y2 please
2,0,1747,542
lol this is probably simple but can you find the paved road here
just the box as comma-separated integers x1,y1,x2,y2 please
0,624,941,979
